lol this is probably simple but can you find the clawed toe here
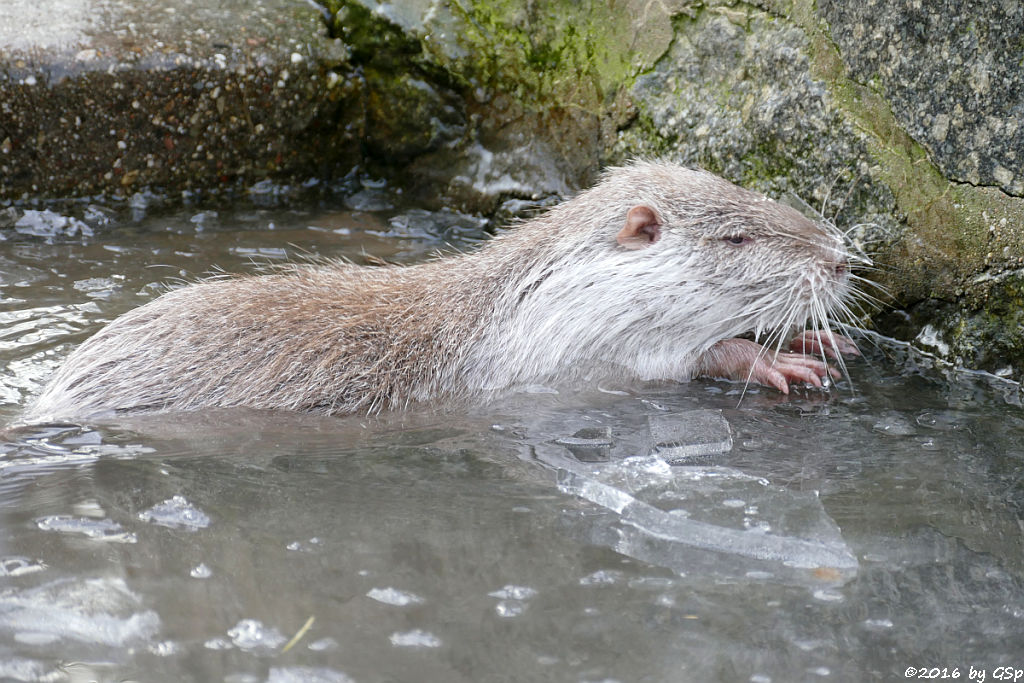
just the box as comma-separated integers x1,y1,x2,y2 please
789,330,860,359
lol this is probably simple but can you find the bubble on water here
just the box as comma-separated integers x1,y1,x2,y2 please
138,495,210,530
389,629,442,648
366,587,424,607
915,411,967,431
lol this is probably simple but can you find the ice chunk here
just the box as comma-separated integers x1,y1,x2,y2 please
138,495,210,530
190,564,212,579
226,619,286,651
14,209,93,238
35,515,137,543
647,409,733,463
536,426,857,579
872,412,916,436
488,585,537,618
308,637,340,651
345,188,393,212
385,208,489,242
555,426,614,462
366,587,424,606
389,629,442,648
0,556,46,577
487,585,537,600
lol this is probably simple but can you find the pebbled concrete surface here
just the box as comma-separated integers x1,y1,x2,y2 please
0,0,356,201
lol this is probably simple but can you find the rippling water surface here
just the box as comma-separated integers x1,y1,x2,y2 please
1,189,1022,682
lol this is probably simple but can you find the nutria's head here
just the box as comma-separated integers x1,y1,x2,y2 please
547,161,858,352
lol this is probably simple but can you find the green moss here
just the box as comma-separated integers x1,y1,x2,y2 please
937,272,1024,373
444,0,641,111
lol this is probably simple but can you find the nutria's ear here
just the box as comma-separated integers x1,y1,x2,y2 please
616,205,662,250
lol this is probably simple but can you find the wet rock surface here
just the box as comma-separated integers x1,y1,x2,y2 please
315,0,656,214
610,8,900,251
0,0,356,201
608,1,1024,383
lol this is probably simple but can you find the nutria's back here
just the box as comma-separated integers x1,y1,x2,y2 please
25,161,855,422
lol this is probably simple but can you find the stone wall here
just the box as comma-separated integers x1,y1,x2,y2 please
0,0,357,199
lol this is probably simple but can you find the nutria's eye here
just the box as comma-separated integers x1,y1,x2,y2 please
724,234,752,246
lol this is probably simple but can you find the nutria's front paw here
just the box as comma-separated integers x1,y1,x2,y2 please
789,330,860,360
696,337,837,395
748,349,836,394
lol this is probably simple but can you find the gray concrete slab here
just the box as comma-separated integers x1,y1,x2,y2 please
0,0,355,201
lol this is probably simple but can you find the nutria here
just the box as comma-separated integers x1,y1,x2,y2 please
25,161,860,421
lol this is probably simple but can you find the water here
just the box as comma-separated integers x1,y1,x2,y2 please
1,190,1023,682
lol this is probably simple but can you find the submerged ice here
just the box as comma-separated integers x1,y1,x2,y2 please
536,410,857,579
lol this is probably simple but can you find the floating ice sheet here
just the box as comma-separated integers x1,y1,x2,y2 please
138,495,211,530
536,410,857,580
14,209,93,239
367,587,424,606
35,515,137,544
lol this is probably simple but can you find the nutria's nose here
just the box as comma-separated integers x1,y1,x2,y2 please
835,261,848,276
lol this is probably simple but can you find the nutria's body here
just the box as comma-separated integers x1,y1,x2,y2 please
25,162,858,421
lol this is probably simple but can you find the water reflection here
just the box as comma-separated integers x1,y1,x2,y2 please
0,195,1022,681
